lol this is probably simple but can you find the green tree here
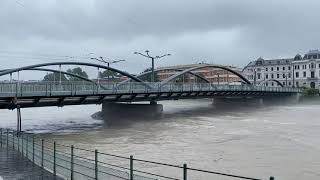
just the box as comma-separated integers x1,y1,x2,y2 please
43,72,68,82
66,67,88,81
99,70,121,82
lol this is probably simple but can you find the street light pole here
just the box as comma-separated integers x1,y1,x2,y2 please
91,57,125,83
134,50,171,82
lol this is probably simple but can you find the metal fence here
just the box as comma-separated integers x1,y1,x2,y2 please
0,82,301,97
0,128,276,180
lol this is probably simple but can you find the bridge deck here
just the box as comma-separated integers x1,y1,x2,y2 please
0,146,62,180
0,82,301,109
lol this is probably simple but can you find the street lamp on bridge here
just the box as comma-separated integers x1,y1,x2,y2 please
134,50,171,82
91,57,125,83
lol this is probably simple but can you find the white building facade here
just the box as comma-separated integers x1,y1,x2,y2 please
243,50,320,89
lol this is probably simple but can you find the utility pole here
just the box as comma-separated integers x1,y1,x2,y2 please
134,50,171,82
91,57,125,83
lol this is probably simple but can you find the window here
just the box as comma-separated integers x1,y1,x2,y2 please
289,82,291,86
277,74,279,78
271,67,274,71
283,74,285,78
303,71,306,77
277,67,279,71
311,71,315,78
319,64,320,68
288,66,291,70
296,72,299,78
265,67,268,71
266,82,268,86
257,73,261,79
283,67,285,71
296,81,299,87
283,82,285,86
288,73,291,78
271,82,274,86
266,74,269,79
298,65,300,70
271,74,274,78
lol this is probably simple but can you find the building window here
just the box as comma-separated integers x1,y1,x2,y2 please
298,65,300,70
303,71,306,77
311,71,315,78
289,81,291,86
288,73,291,78
271,74,274,78
271,82,274,86
277,67,279,71
296,81,299,87
266,67,268,71
296,72,299,78
277,74,279,78
288,66,291,70
266,74,268,79
319,64,320,68
283,74,285,78
283,67,285,71
266,82,268,86
257,73,261,79
283,82,285,86
271,67,274,71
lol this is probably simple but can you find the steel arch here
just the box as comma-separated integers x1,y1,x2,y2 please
160,65,251,86
258,79,284,87
120,68,210,84
0,62,152,88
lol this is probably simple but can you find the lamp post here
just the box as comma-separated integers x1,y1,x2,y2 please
91,57,125,83
134,50,171,82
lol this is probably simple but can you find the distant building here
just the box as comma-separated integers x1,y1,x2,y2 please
156,64,243,84
243,50,320,88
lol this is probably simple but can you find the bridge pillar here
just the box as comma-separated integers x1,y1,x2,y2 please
101,102,163,121
213,97,264,108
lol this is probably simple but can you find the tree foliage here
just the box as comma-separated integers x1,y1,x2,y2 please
43,72,68,82
66,67,89,81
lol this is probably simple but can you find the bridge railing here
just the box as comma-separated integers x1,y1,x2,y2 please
0,128,275,180
0,82,301,97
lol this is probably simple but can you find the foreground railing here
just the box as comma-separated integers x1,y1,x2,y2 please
0,128,276,180
0,82,301,97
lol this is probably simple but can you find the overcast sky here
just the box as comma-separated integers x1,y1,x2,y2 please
1,0,320,80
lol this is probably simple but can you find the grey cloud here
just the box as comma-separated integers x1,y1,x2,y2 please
1,0,320,79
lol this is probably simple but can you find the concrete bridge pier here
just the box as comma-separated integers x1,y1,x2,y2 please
213,97,264,108
262,94,301,105
101,102,163,121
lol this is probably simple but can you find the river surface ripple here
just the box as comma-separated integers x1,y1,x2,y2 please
0,99,319,179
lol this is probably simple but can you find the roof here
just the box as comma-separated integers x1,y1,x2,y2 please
245,58,293,67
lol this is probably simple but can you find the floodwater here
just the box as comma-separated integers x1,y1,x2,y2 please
0,99,319,180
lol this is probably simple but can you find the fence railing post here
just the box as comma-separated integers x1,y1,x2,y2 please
26,135,28,159
18,133,20,152
71,145,74,180
6,129,8,148
12,130,14,149
53,141,56,176
95,149,98,180
130,155,133,180
0,128,2,148
32,136,35,163
183,164,187,180
21,133,24,155
41,139,44,168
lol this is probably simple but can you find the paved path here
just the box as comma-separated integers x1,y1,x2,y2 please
0,146,63,180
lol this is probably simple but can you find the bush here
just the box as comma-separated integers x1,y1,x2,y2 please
303,87,319,96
